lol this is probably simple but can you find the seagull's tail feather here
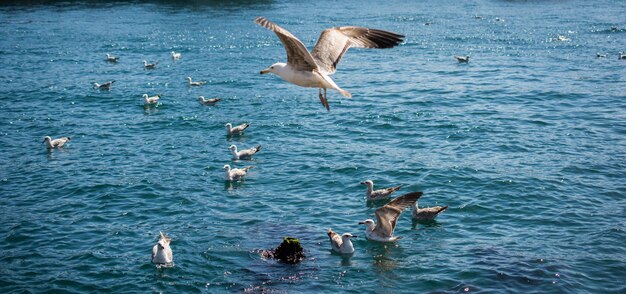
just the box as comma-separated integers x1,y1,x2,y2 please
255,145,262,152
391,185,402,192
338,89,352,98
243,166,255,172
436,205,449,214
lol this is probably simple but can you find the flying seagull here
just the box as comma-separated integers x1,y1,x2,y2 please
151,231,173,265
360,179,402,201
43,136,70,149
412,201,448,220
255,17,404,110
359,191,422,242
327,228,357,255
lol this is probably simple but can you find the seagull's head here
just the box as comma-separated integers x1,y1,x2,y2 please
42,136,51,143
360,180,373,187
358,219,376,230
223,164,231,171
260,62,286,75
342,233,357,240
229,145,237,152
142,94,148,99
225,123,232,130
186,77,192,81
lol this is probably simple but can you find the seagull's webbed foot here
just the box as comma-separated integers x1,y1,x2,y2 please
318,88,330,111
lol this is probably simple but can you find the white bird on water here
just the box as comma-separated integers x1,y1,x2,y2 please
151,231,173,265
359,191,422,242
360,180,402,201
143,60,157,69
255,17,404,110
225,122,250,136
619,52,626,60
327,228,357,255
229,144,261,160
412,201,448,220
94,80,115,90
105,53,119,62
187,77,207,86
223,164,254,181
171,51,181,60
142,94,160,105
198,96,222,105
454,55,470,63
43,136,70,149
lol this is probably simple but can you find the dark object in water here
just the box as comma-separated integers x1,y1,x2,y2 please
261,237,305,264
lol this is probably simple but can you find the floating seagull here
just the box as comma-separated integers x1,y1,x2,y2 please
143,94,160,105
255,17,404,111
360,180,402,201
43,136,70,149
223,164,254,181
93,80,115,90
327,228,356,255
225,122,249,136
105,53,119,63
412,201,448,220
359,191,422,242
143,60,157,69
619,52,626,60
187,77,207,86
611,26,618,32
171,51,181,60
475,16,484,20
229,144,261,160
454,55,470,63
596,52,607,58
151,231,173,265
556,35,570,42
198,96,222,105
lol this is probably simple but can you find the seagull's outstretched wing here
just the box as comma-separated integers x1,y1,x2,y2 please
374,191,422,238
255,17,319,72
311,27,404,75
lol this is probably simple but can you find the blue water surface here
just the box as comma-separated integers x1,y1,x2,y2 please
1,0,625,293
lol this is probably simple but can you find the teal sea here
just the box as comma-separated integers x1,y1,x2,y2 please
1,0,625,292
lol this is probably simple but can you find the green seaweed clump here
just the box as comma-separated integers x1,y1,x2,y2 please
262,237,305,264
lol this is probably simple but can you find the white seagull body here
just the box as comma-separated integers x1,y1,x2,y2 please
198,96,222,105
229,144,261,160
223,164,254,181
619,52,626,60
187,77,207,86
43,136,70,149
143,60,157,69
454,55,470,63
105,53,119,62
327,228,356,255
171,51,181,60
359,191,422,242
151,231,173,264
255,17,404,110
225,122,249,136
412,201,448,220
94,80,115,90
143,94,160,105
360,180,402,201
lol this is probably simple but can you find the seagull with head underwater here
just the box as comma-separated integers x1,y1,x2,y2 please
255,17,404,111
359,191,422,242
327,228,357,255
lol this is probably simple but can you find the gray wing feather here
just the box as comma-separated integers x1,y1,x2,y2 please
255,17,319,72
374,192,421,237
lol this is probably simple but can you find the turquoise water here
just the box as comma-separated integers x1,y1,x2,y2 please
1,0,625,292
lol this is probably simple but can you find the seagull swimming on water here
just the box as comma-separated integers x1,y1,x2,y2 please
143,60,157,69
359,191,422,242
327,228,357,255
225,122,250,136
105,53,119,62
43,136,70,149
454,55,470,63
618,52,626,60
151,231,173,265
412,201,448,220
187,77,207,86
171,51,181,60
94,80,115,90
360,180,402,201
198,96,222,105
142,94,160,105
255,17,404,111
223,164,254,181
229,144,261,160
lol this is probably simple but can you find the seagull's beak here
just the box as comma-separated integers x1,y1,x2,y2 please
358,221,365,225
352,235,358,238
260,68,270,75
359,181,366,185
